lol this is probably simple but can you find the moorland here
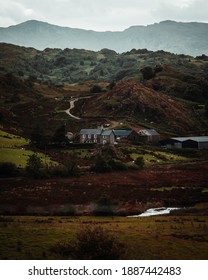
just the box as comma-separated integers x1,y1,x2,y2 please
0,42,208,259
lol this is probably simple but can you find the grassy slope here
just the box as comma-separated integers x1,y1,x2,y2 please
0,130,56,168
0,215,207,260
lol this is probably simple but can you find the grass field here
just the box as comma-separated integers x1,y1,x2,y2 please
0,130,29,148
0,129,57,168
0,148,57,168
0,215,207,260
129,149,188,166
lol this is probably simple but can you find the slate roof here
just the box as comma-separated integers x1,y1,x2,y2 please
101,130,114,136
139,129,160,136
80,129,102,135
172,136,208,143
113,130,132,136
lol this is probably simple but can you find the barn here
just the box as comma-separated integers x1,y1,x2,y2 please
182,137,208,149
161,136,208,149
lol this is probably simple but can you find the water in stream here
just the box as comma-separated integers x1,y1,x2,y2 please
128,207,180,217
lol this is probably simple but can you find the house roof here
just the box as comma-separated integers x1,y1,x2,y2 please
172,136,208,143
80,129,102,135
113,130,132,136
138,129,160,136
101,130,114,136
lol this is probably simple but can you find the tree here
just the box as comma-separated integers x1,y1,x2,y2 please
30,125,50,148
205,101,208,118
25,154,45,178
64,153,79,176
0,162,19,178
134,156,144,168
140,66,155,80
52,125,68,146
90,84,102,93
108,81,116,90
91,155,112,173
30,125,43,147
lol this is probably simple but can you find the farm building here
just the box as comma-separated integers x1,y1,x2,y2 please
100,130,115,145
79,129,102,143
161,136,208,149
128,129,160,144
79,129,132,144
113,130,132,142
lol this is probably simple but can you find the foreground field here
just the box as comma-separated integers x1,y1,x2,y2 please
0,215,207,260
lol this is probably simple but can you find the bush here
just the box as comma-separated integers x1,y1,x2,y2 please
205,101,208,118
108,159,127,171
127,163,140,170
51,226,126,260
140,66,155,80
90,84,102,93
134,157,144,168
0,162,19,178
91,155,112,173
25,154,48,179
49,165,68,177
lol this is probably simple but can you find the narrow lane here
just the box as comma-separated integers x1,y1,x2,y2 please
65,98,81,120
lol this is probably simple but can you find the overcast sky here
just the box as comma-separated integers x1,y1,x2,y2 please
0,0,208,31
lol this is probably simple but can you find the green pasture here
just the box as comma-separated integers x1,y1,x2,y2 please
0,215,207,260
0,130,29,148
130,149,187,166
0,148,57,168
0,130,57,168
64,149,92,159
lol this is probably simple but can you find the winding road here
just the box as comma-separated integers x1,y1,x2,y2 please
65,98,81,120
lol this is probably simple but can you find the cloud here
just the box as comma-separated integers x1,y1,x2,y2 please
155,0,208,23
0,0,207,30
0,0,37,26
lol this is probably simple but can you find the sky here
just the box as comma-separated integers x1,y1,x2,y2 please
0,0,208,31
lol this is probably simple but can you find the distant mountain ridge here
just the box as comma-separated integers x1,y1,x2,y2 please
0,20,208,56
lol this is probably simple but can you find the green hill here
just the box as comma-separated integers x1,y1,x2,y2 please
0,43,208,137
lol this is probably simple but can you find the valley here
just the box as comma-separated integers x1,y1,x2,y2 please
0,43,208,260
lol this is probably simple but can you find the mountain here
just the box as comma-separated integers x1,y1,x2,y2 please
0,20,208,56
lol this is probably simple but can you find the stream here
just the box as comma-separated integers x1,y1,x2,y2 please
128,207,180,217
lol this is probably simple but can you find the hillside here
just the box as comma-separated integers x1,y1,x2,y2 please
0,20,208,56
80,80,196,133
0,44,208,136
1,43,208,88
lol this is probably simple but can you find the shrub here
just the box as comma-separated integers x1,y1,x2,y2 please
25,154,48,179
205,101,208,118
134,156,144,168
140,66,155,80
127,163,139,170
90,84,102,93
51,226,126,260
108,159,127,171
91,155,112,173
49,165,68,177
0,162,19,178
